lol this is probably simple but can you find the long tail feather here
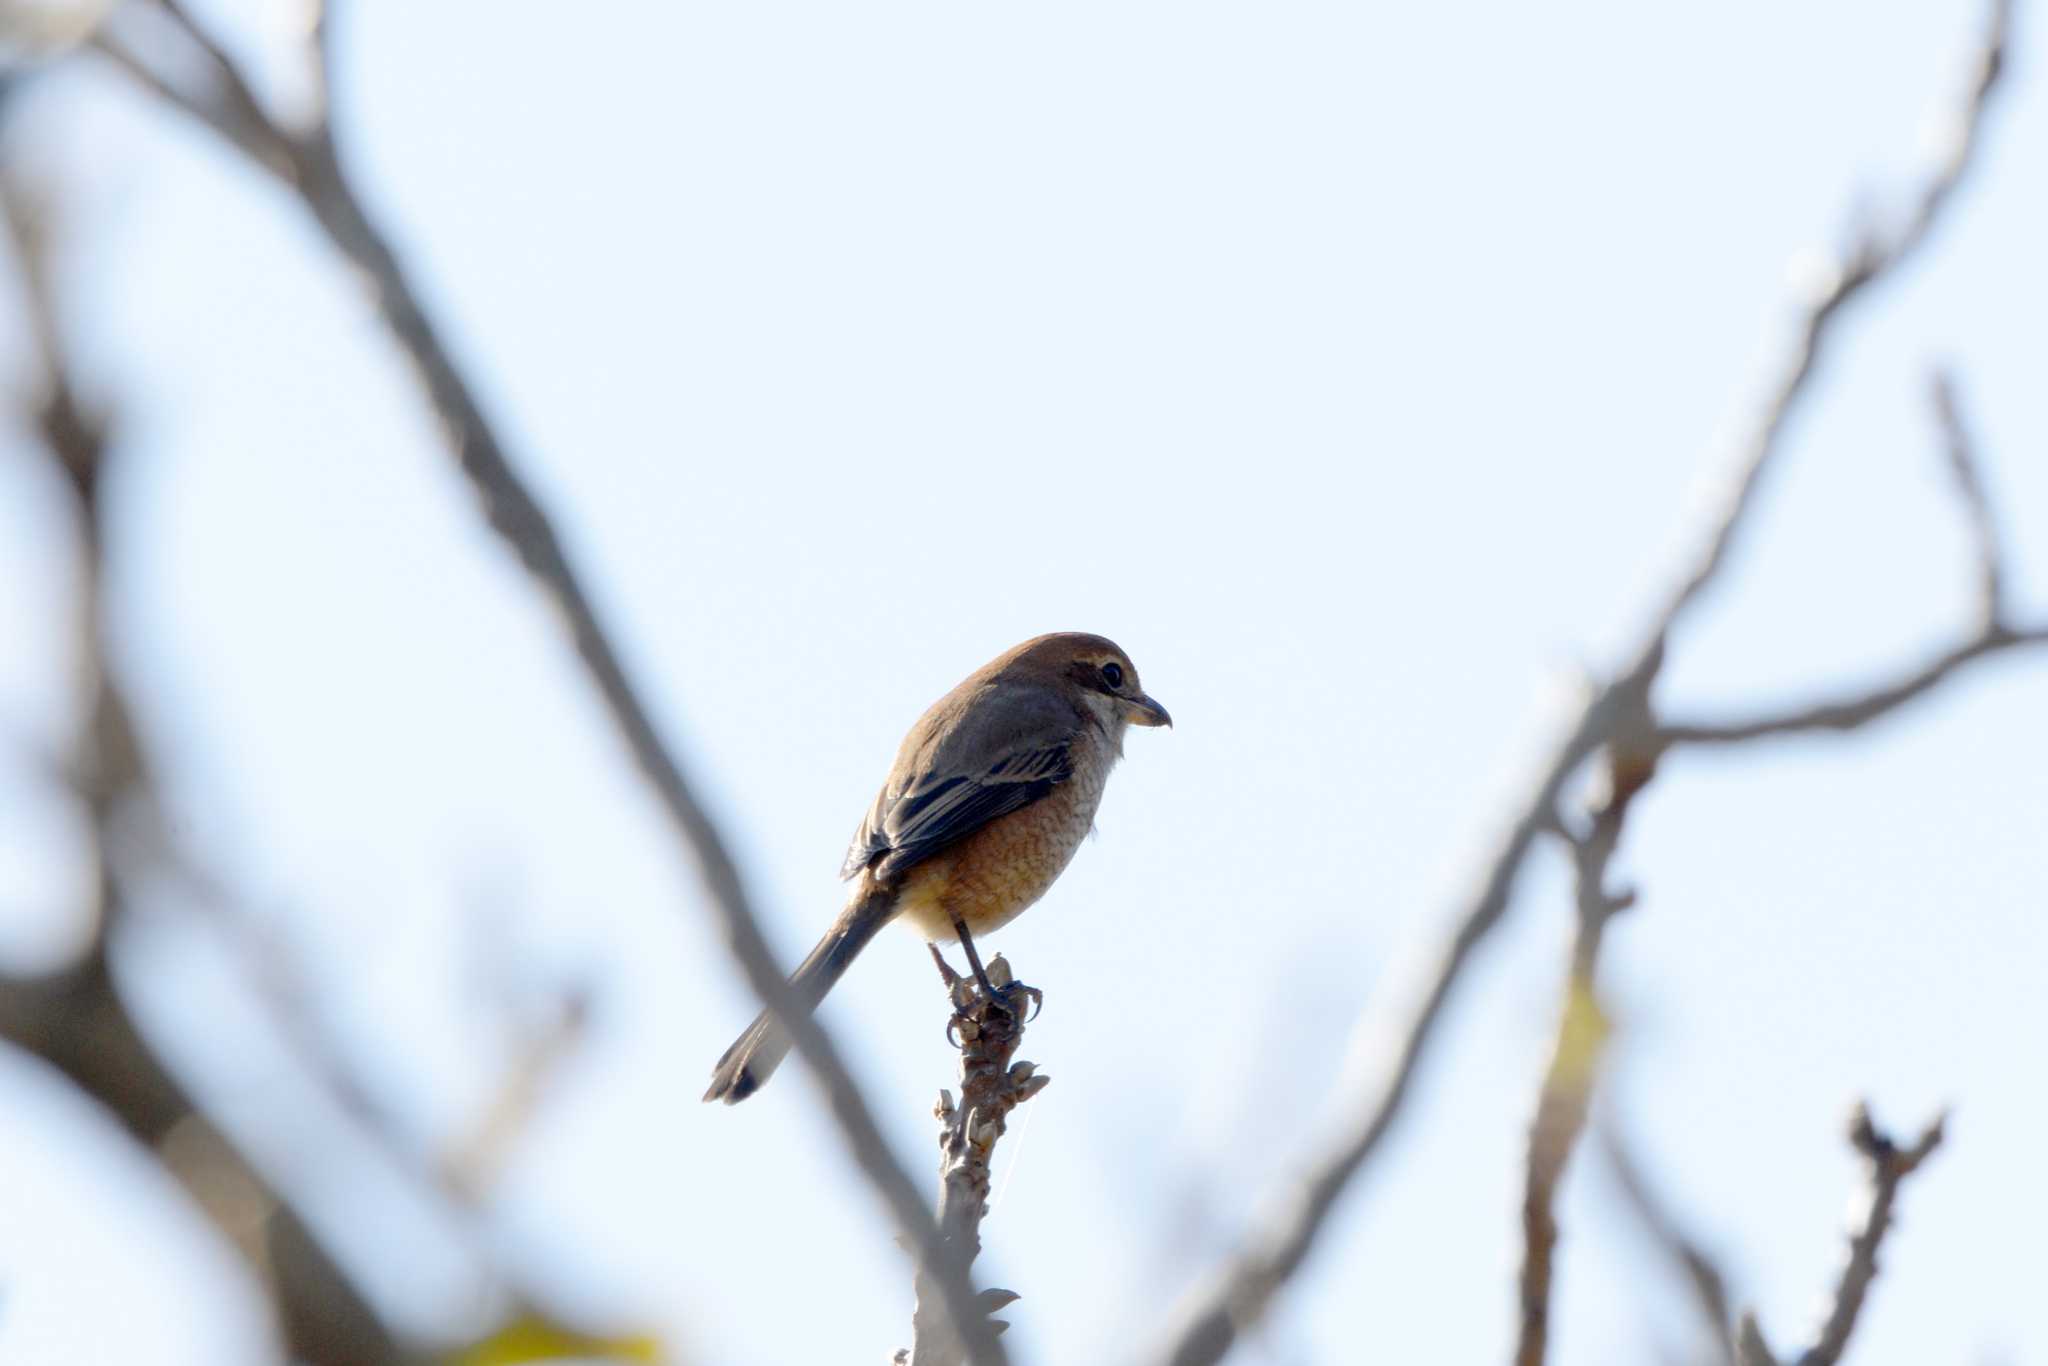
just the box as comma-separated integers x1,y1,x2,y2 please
702,883,896,1104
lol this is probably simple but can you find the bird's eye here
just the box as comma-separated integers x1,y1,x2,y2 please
1099,662,1125,689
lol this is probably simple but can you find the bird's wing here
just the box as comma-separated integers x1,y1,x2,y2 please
840,683,1080,881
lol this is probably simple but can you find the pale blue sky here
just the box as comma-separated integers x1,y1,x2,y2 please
2,1,2045,1363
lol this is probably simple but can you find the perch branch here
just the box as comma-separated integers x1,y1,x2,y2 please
1150,5,2013,1361
86,3,1001,1357
901,951,1048,1365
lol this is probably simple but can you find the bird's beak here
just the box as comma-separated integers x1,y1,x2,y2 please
1125,693,1173,728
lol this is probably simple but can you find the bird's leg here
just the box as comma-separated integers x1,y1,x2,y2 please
948,915,1041,1020
948,914,1000,999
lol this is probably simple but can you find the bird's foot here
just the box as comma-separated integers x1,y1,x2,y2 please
943,980,1040,1047
935,951,1043,1047
988,978,1043,1021
971,953,1040,1021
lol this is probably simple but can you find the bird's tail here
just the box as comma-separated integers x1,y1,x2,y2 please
702,881,897,1104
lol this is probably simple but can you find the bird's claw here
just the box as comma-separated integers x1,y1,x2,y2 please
941,979,1041,1049
990,979,1043,1021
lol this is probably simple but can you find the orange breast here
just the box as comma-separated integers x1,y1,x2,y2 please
893,746,1110,940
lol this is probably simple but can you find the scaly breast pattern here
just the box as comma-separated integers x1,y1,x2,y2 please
894,730,1115,940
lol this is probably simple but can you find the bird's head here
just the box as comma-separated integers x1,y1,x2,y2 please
1011,632,1172,733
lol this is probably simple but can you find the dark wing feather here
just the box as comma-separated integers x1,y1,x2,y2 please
839,693,1078,882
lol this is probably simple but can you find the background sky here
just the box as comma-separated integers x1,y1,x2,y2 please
2,1,2045,1363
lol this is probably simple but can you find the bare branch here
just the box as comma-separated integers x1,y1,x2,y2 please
84,2,1003,1357
90,7,295,179
1656,623,2047,746
1599,1126,1737,1366
1930,369,2006,625
0,179,400,1366
310,0,338,117
1737,1315,1781,1366
204,891,626,1348
1,175,105,522
1515,975,1609,1366
1659,350,2042,750
1514,750,1649,1366
154,0,272,127
1650,0,2010,637
1793,1107,1947,1366
179,860,589,1215
0,953,407,1365
1738,1107,1945,1366
1149,679,1625,1366
1149,6,2016,1360
905,952,1047,1365
444,985,591,1201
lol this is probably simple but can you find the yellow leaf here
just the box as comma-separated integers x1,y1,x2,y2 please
446,1313,665,1365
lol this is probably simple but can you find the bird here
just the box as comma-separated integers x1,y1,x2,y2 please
703,631,1171,1104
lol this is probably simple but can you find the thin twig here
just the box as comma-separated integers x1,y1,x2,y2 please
1514,750,1648,1366
1151,675,1639,1366
95,6,294,178
1657,623,2048,746
1929,368,2006,626
1514,975,1609,1366
310,0,338,116
1796,1107,1946,1366
1149,6,2015,1361
904,951,1046,1365
1739,1107,1947,1366
179,863,589,1210
1600,1125,1736,1366
1652,0,2010,636
444,985,591,1200
159,830,620,1353
86,4,1002,1358
1657,353,2043,747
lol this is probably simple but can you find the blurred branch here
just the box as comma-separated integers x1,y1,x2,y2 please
84,1,1002,1358
901,951,1046,1366
1651,0,2009,634
1738,1107,1946,1366
171,846,591,1214
178,861,592,1254
1150,675,1628,1366
1930,369,2006,625
1656,364,2044,747
1514,748,1650,1366
310,0,338,115
0,178,400,1366
1737,1316,1781,1366
444,984,591,1200
1801,1107,1947,1366
1655,621,2047,746
0,950,405,1365
1600,1125,1736,1366
4,159,646,1366
1150,5,2015,1361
